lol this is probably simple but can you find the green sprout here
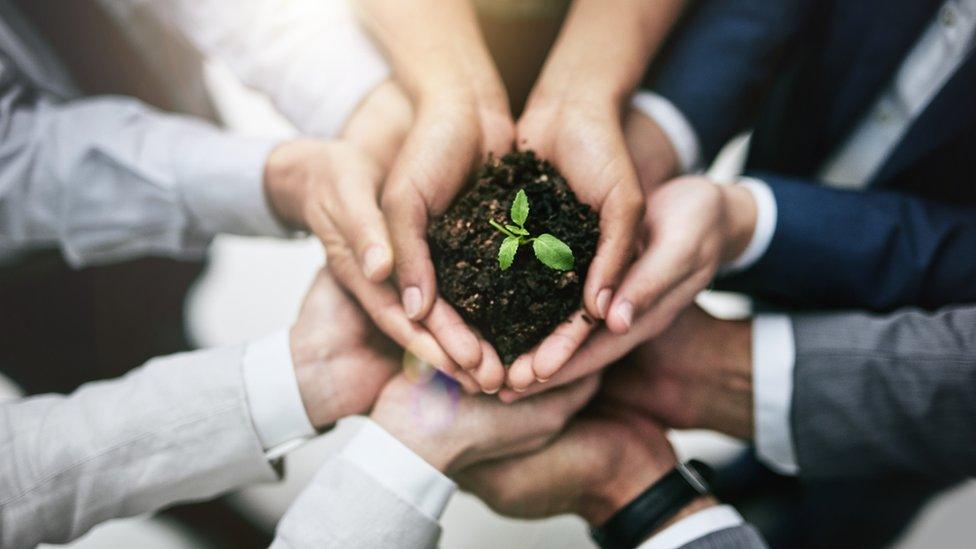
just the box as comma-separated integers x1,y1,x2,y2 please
490,189,575,271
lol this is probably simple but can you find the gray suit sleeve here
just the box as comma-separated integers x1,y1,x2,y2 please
790,305,976,479
679,524,768,549
0,345,277,547
271,455,441,549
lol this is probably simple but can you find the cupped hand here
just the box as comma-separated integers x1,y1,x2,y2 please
456,406,679,525
289,268,400,428
371,370,599,475
503,172,757,397
264,82,491,392
504,96,645,390
380,88,515,384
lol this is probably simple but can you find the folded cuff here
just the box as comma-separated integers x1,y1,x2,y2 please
242,329,316,460
341,419,457,521
753,314,799,475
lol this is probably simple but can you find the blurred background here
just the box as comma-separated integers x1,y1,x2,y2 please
1,1,974,547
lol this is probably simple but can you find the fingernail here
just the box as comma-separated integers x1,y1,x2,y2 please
403,286,422,319
483,387,499,395
512,386,526,393
596,288,613,319
615,300,634,330
536,376,550,383
362,245,388,280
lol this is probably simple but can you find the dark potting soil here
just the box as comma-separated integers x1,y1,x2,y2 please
428,151,600,364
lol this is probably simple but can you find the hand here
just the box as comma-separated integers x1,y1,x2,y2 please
264,83,496,393
380,92,514,377
289,269,399,429
505,95,645,389
360,0,516,382
502,305,754,439
502,0,686,390
503,173,753,392
370,371,599,475
457,406,716,527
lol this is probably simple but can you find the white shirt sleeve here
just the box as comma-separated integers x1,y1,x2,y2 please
631,90,702,173
0,96,287,267
752,314,800,475
100,0,390,137
721,177,778,274
241,329,317,460
341,419,457,521
636,505,745,549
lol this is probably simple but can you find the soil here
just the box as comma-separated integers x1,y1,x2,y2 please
428,151,600,364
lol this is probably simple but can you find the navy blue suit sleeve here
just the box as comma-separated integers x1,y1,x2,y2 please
647,0,812,163
717,174,976,311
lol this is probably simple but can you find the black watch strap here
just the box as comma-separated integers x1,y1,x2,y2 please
590,460,713,549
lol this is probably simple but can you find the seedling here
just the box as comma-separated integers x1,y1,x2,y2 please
489,189,575,271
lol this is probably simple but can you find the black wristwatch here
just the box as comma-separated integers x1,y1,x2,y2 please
590,460,714,549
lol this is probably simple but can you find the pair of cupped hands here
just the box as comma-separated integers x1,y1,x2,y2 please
269,71,752,520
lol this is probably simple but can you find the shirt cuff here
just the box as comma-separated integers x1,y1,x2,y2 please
631,90,701,173
175,133,292,239
637,505,744,549
242,329,316,461
341,419,457,522
722,177,777,273
753,314,800,475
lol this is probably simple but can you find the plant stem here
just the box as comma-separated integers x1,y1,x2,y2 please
489,219,517,237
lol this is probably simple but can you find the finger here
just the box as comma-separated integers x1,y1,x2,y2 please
423,298,483,371
531,309,596,384
326,166,394,282
605,232,697,334
583,179,644,320
531,373,600,423
502,315,652,403
327,244,458,377
381,181,438,321
503,352,536,397
507,273,712,403
478,107,516,157
453,369,482,394
473,340,505,394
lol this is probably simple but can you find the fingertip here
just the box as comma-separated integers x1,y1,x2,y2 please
475,341,505,393
606,300,635,334
595,288,613,319
402,286,424,320
531,344,568,383
507,355,536,392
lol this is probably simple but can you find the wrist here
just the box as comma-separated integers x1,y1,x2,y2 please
696,319,754,440
370,410,459,473
719,183,758,264
289,326,342,430
264,140,316,230
579,439,677,525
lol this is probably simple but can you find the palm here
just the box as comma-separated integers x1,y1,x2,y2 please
291,270,399,427
457,410,672,523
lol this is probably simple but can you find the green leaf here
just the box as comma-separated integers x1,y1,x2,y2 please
498,236,520,270
506,224,529,236
533,234,574,271
511,189,529,227
489,219,517,237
